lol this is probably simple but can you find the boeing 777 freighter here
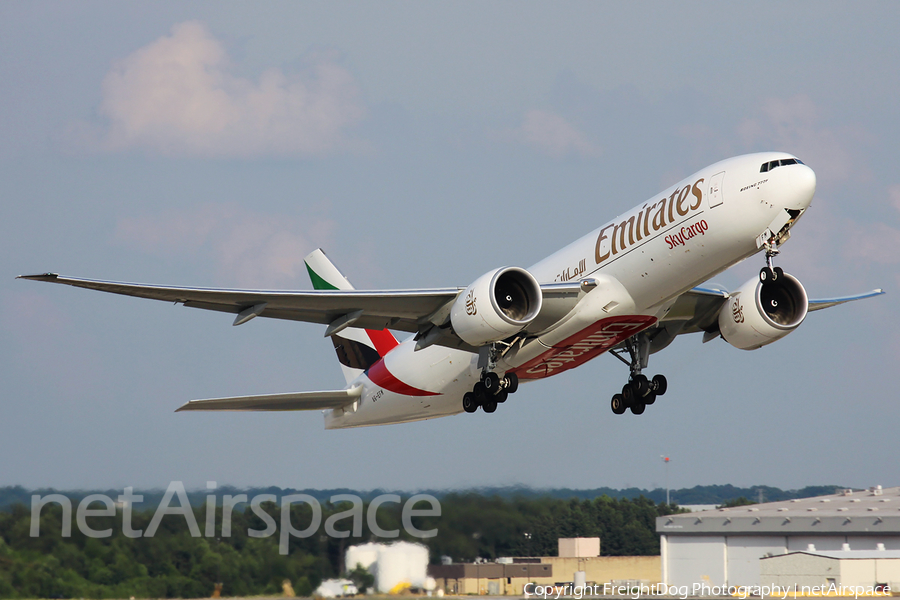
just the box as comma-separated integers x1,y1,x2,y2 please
20,153,884,428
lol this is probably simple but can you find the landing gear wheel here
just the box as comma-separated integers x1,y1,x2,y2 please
652,374,667,396
462,392,479,413
482,399,498,413
613,333,666,415
473,382,488,403
483,372,501,393
774,266,784,280
503,373,519,394
632,374,650,398
495,390,508,403
760,267,774,283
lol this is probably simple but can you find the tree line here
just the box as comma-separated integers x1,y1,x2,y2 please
0,492,685,598
0,484,842,512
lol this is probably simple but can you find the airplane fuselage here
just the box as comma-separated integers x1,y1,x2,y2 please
325,152,816,428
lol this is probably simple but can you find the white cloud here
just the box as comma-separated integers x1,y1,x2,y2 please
845,221,900,266
86,21,365,157
784,188,900,292
510,109,600,158
842,185,900,269
890,185,900,214
114,205,336,287
1,290,108,389
737,95,869,183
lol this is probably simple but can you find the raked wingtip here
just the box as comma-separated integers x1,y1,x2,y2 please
17,272,59,281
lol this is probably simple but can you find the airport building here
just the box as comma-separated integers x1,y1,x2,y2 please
428,537,660,595
760,549,900,590
657,486,900,589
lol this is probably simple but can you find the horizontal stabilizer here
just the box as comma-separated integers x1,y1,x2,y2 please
176,385,362,412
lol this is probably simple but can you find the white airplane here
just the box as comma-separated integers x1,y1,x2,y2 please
20,152,884,429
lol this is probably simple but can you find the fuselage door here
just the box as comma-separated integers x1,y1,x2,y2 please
708,171,725,208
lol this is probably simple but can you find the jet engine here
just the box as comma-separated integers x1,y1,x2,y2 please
450,267,543,346
718,271,808,350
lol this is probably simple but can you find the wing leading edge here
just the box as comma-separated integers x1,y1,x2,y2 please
17,272,586,345
17,273,461,334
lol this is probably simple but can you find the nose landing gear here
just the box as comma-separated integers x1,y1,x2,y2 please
759,238,784,283
759,266,784,282
609,333,668,416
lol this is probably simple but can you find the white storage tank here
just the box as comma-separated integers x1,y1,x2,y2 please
346,541,429,593
345,542,380,573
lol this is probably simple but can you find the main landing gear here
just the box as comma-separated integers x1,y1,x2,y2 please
462,341,521,414
462,371,519,414
609,334,667,416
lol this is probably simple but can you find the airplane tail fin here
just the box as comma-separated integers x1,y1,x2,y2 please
304,249,399,384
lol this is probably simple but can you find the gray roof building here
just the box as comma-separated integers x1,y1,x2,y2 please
760,549,900,590
656,486,900,588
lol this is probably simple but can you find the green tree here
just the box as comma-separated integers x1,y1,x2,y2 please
718,497,756,508
346,563,375,593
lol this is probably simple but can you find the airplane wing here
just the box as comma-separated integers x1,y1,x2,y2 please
807,289,885,311
176,385,363,412
652,286,885,348
17,272,462,333
16,273,585,343
659,286,731,333
19,272,882,346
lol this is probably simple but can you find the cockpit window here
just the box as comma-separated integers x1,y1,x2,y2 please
760,158,803,173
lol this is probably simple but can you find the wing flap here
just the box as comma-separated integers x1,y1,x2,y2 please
176,386,363,412
659,286,729,333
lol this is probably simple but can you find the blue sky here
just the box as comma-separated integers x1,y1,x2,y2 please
2,1,898,492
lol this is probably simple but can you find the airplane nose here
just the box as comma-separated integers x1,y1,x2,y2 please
792,164,816,208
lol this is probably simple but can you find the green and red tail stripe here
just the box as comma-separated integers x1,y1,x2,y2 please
305,250,400,373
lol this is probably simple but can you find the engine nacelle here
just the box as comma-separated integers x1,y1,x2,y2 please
718,272,809,350
450,267,543,346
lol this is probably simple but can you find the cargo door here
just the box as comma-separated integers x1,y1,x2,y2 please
708,171,725,208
